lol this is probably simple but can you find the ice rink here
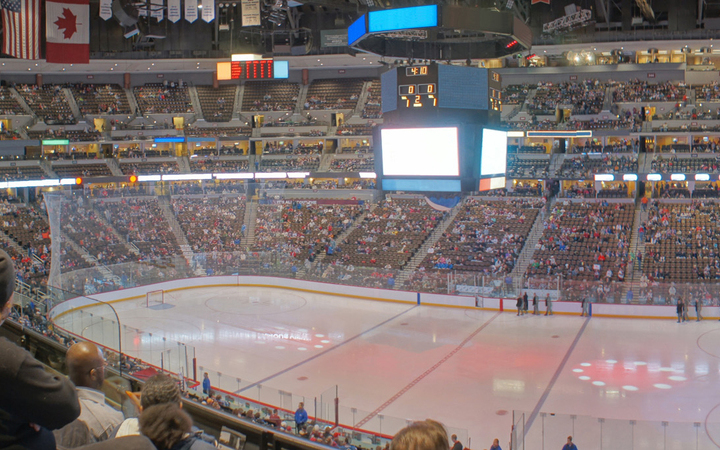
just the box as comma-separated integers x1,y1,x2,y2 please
55,286,720,449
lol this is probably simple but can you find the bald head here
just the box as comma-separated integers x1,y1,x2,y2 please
67,341,106,390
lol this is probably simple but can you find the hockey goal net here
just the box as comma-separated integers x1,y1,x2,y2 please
146,290,165,308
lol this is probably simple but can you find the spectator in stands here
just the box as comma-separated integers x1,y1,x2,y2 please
55,342,125,446
138,403,195,450
0,249,81,449
113,374,215,449
391,420,448,450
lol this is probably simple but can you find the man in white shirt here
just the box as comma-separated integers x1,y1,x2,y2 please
55,342,124,447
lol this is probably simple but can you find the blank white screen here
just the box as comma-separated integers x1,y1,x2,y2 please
381,127,459,176
481,129,508,176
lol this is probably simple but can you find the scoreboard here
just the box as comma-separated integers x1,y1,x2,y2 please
217,60,289,80
397,65,438,109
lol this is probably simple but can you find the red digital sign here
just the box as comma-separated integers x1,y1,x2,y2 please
218,60,275,80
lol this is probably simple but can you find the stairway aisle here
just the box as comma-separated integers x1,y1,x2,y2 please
157,198,204,275
396,199,467,289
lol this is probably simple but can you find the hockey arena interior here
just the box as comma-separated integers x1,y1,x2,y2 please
4,0,720,449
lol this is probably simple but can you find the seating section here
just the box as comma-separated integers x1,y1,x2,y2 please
259,156,320,172
508,145,547,154
27,128,101,142
0,165,47,180
120,161,180,175
172,197,246,252
242,81,299,111
189,158,249,173
641,202,720,282
16,85,75,124
507,157,549,178
362,80,381,119
133,83,193,114
263,142,322,155
196,86,236,122
70,84,131,115
60,202,132,264
337,124,373,135
612,80,687,102
526,202,633,281
502,84,533,105
0,87,26,115
304,79,365,110
419,199,541,274
184,126,251,137
652,156,720,173
527,81,606,115
253,200,363,262
94,198,181,259
329,156,374,172
558,155,638,178
52,163,112,177
696,82,720,102
324,198,445,270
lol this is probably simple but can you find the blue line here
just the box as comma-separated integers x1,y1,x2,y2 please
237,305,418,393
524,317,590,436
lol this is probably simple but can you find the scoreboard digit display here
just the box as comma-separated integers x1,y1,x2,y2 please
396,64,438,109
217,60,289,80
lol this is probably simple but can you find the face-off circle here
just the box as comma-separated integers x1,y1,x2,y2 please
570,359,688,392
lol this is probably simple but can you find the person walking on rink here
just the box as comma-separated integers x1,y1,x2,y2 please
677,298,684,323
682,298,690,322
581,297,590,317
532,294,539,315
545,293,553,316
695,297,703,321
562,436,578,450
522,292,529,315
516,295,523,316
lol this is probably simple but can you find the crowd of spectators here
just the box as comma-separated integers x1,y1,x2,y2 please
612,80,687,103
189,158,249,173
330,157,374,172
526,80,606,115
525,201,633,283
172,196,246,253
16,84,76,124
558,154,638,178
93,198,181,261
258,156,320,172
420,198,542,275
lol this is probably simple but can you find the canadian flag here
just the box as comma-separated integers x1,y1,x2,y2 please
46,0,89,64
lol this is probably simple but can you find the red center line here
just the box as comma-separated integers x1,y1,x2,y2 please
355,311,501,428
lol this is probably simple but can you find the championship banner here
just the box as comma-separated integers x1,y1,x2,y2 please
184,0,198,22
99,0,112,20
46,0,90,64
151,0,164,21
168,0,181,22
240,0,260,26
201,0,214,22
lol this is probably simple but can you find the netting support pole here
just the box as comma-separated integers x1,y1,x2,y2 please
193,357,197,382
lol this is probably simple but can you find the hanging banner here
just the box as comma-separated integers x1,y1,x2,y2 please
241,0,261,26
202,0,215,22
185,0,198,22
151,0,164,21
99,0,112,20
168,0,181,22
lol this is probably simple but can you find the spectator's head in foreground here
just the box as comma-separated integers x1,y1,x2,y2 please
139,403,192,450
0,249,16,326
67,341,107,390
141,374,182,410
391,420,448,450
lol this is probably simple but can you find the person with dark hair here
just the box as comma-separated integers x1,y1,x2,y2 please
294,402,308,434
450,434,463,450
562,436,578,450
391,419,448,450
112,374,214,449
0,249,81,449
139,403,192,450
55,342,124,447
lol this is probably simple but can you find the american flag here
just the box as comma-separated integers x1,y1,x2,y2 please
1,0,39,59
